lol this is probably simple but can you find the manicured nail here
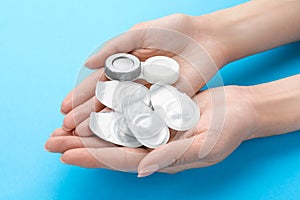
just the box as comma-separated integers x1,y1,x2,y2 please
84,61,89,68
60,157,66,164
62,120,73,132
60,108,66,115
44,145,51,152
138,171,155,178
138,164,159,178
62,125,72,132
50,132,59,137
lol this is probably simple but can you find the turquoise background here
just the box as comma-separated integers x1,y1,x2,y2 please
0,0,299,199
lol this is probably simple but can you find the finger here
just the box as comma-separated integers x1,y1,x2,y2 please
85,30,145,69
131,48,175,61
158,160,216,174
73,107,111,137
138,134,205,177
61,147,148,172
61,68,106,114
63,97,104,131
45,136,115,153
51,128,73,137
74,117,93,137
170,56,206,97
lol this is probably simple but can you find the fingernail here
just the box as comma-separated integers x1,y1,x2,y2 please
60,108,66,115
84,61,89,68
60,102,68,114
138,171,155,178
62,125,72,132
44,145,51,152
50,132,59,137
61,100,72,114
62,121,73,132
60,157,66,164
138,164,159,178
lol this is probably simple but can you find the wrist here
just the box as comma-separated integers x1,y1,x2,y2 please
247,75,300,139
189,15,230,70
192,1,300,64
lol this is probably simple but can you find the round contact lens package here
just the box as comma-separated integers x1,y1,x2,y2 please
89,53,200,148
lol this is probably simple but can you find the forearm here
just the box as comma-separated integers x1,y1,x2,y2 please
248,74,300,139
196,0,300,65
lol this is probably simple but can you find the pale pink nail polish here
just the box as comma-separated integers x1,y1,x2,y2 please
138,164,159,177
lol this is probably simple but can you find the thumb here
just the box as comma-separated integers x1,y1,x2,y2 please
138,134,205,177
85,29,146,69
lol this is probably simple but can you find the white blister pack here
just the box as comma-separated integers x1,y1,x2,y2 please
89,53,200,148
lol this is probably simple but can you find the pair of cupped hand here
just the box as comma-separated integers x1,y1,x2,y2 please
45,14,259,177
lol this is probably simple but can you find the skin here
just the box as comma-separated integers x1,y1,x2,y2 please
45,0,300,177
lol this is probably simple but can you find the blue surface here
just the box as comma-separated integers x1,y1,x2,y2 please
0,0,300,199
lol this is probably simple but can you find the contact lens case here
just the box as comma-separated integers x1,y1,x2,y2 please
105,53,180,84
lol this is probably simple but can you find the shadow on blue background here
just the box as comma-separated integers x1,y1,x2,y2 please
0,0,299,199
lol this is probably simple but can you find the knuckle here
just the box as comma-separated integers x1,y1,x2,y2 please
161,167,180,174
59,137,72,150
202,147,227,164
168,155,188,168
169,13,190,21
170,13,186,18
166,169,179,174
130,22,148,30
73,129,80,136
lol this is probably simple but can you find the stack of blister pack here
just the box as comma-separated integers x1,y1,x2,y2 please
89,53,200,148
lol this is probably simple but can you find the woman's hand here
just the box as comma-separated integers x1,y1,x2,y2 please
56,0,300,136
137,86,257,176
45,0,300,175
57,13,229,136
44,85,258,173
45,75,300,176
138,75,300,176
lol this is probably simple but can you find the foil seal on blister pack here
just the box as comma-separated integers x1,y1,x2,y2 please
89,81,200,148
89,53,200,148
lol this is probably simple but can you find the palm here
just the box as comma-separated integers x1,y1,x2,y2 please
45,14,227,173
45,85,255,175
